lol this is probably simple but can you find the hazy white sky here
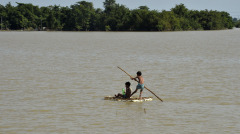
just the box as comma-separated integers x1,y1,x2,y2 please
1,0,240,18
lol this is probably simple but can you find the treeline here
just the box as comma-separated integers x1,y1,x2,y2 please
0,0,234,31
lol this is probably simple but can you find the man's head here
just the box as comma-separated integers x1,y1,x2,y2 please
137,71,142,76
125,81,131,87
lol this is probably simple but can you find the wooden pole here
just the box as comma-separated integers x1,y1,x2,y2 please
117,66,163,102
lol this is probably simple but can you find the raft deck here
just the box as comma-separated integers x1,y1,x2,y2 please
104,96,153,102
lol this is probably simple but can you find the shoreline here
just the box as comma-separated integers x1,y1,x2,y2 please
0,28,239,32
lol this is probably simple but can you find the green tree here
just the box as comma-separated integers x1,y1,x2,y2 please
0,4,7,30
102,0,130,31
188,10,203,30
102,0,116,31
16,3,39,30
70,1,95,31
46,5,63,30
233,18,240,28
104,0,116,14
171,4,188,18
5,2,21,30
40,6,51,29
110,4,130,30
236,21,240,28
220,11,233,29
60,6,72,30
157,10,180,31
129,6,151,31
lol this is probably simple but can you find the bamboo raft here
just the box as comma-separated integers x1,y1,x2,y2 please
104,96,153,102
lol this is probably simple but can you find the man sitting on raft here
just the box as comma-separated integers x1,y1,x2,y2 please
115,82,132,99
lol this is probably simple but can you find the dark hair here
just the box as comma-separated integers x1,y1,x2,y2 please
125,81,131,86
137,71,142,76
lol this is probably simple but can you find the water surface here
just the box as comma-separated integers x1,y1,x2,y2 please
0,30,240,133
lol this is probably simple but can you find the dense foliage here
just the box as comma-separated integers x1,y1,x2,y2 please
233,18,240,28
0,0,234,31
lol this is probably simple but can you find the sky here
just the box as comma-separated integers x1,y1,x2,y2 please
1,0,240,18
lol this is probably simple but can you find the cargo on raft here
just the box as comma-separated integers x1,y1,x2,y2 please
104,96,153,102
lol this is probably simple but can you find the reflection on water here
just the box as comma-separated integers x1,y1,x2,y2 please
0,30,240,133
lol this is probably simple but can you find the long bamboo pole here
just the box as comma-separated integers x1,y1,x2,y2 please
117,66,163,102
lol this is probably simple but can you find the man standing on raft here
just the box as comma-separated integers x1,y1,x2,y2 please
130,71,144,99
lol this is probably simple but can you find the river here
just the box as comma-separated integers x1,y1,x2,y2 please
0,30,240,133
